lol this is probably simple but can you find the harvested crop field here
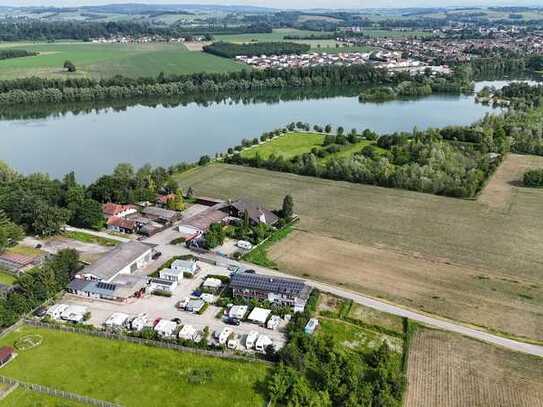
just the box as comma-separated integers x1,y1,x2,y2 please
175,161,543,340
478,153,543,211
405,327,543,407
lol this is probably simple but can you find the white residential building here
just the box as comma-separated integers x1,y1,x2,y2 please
171,259,198,276
159,267,183,282
178,325,197,341
247,307,271,325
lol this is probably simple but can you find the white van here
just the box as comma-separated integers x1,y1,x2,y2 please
227,335,240,350
255,335,273,352
218,327,233,345
245,331,259,350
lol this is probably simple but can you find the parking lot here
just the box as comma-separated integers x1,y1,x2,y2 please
61,261,288,351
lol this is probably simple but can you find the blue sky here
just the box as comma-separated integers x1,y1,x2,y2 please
1,1,540,9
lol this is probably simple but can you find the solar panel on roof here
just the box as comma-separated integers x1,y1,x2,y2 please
96,282,116,291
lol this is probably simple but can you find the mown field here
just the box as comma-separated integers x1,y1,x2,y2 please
0,42,245,79
239,132,383,162
175,157,543,341
405,327,543,407
0,326,270,407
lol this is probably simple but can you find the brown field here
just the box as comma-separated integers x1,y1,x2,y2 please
478,154,543,211
175,159,543,340
405,327,543,407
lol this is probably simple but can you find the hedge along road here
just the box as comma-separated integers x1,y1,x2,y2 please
190,250,543,357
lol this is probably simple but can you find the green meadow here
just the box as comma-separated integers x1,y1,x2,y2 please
0,42,245,79
0,326,270,407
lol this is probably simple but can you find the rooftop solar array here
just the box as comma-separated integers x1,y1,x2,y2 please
230,273,307,295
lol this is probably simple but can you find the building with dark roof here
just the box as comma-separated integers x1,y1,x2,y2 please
68,274,147,302
142,206,180,225
230,273,311,312
226,200,279,226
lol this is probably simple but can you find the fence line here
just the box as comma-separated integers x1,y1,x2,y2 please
25,320,272,365
0,375,122,407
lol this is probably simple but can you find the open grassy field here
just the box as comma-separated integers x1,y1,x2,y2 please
1,388,86,407
0,270,17,286
315,293,404,354
405,327,543,407
239,132,383,163
62,231,119,247
240,132,325,160
175,157,543,341
0,42,245,79
0,325,270,407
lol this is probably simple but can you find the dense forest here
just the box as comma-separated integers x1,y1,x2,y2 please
203,41,311,58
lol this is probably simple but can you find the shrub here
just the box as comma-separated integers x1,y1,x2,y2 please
523,169,543,187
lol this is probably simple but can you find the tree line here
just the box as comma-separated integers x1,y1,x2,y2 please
0,19,272,41
0,49,38,61
203,41,311,58
224,120,507,199
0,64,391,106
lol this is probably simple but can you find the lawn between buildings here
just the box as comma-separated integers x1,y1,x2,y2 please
1,387,87,407
0,42,245,79
0,325,270,407
62,231,119,247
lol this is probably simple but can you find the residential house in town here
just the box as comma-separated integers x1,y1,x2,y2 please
154,319,177,338
224,200,279,226
102,203,137,219
106,216,138,234
230,273,311,312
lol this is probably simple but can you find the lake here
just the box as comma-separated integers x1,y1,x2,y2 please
0,88,500,183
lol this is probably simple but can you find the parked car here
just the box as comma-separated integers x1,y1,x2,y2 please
225,317,241,326
227,264,240,273
236,240,253,250
171,318,182,324
152,252,162,260
244,269,256,274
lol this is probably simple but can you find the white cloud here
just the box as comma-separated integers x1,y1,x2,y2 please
0,0,539,9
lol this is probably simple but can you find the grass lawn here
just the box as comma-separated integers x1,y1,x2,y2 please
5,245,44,257
0,326,270,407
318,317,403,354
0,269,17,286
0,42,245,79
240,132,325,160
1,387,86,407
242,225,294,269
62,231,119,247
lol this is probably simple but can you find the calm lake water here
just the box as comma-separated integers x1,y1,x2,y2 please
0,87,501,183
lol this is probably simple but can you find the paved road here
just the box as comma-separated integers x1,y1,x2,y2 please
190,251,543,357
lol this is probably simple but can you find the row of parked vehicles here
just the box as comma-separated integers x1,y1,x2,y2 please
213,327,274,352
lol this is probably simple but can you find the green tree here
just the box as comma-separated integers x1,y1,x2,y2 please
63,60,76,72
0,210,24,251
282,194,294,220
32,204,70,236
203,223,225,249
